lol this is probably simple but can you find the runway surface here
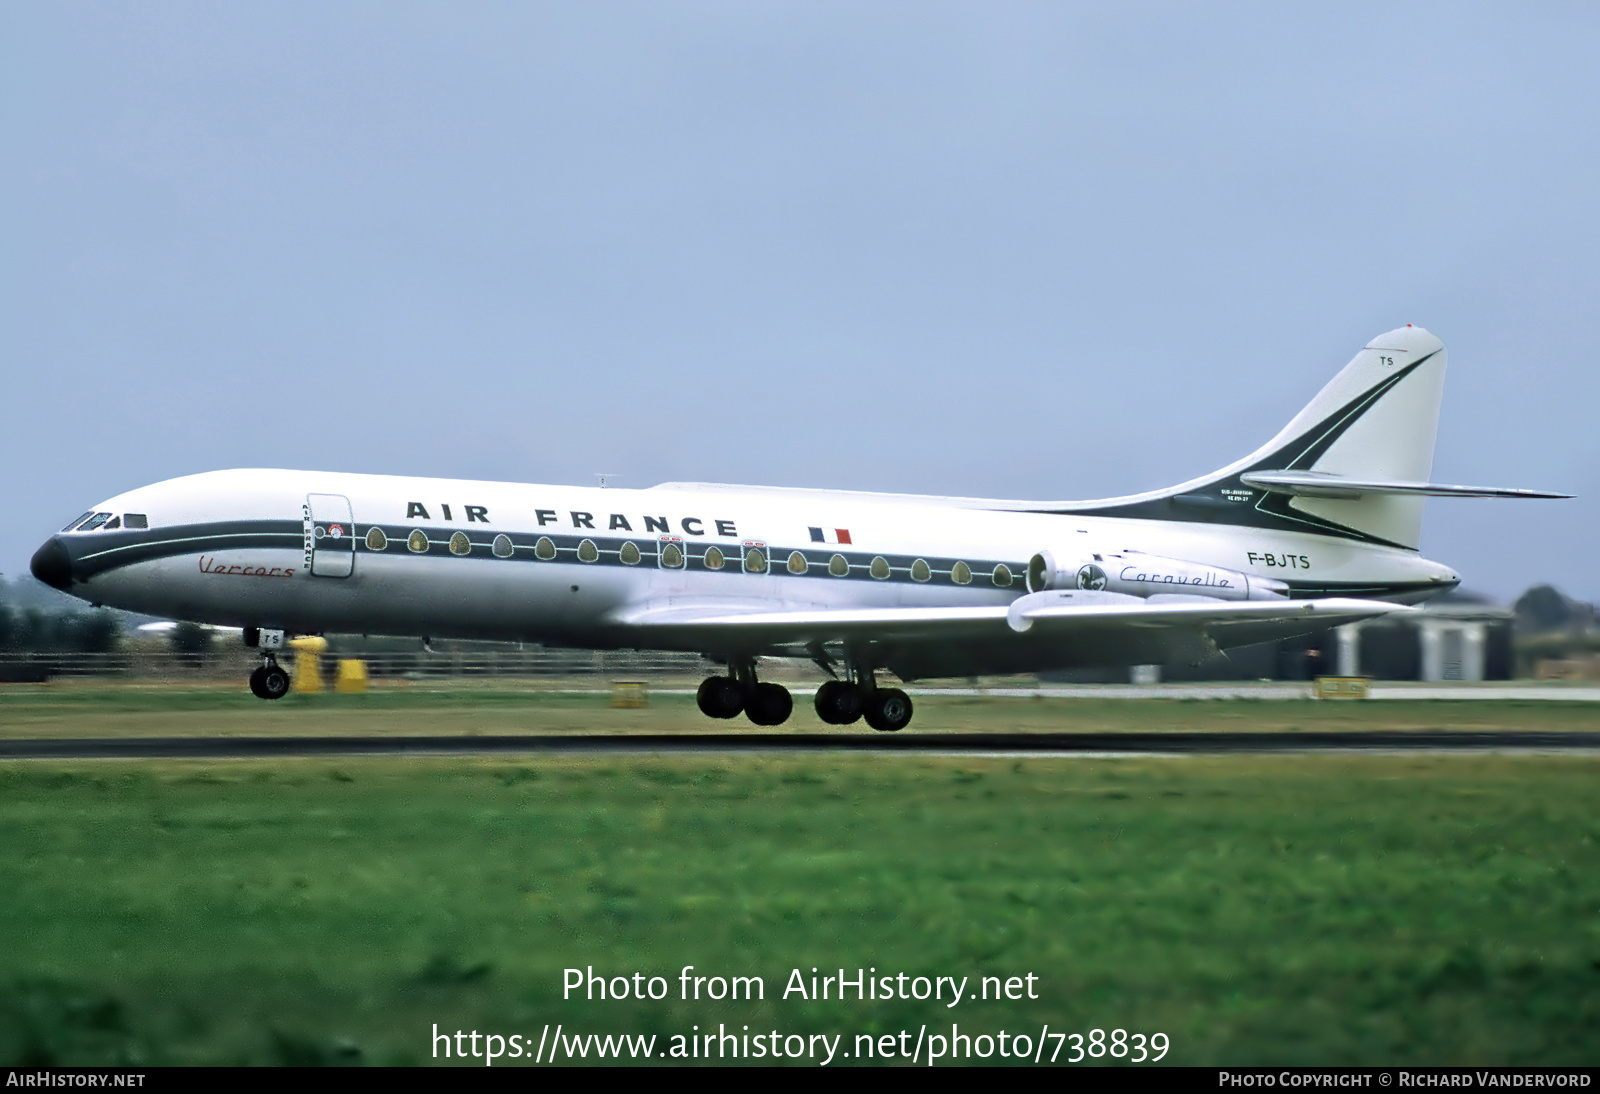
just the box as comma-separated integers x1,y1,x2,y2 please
5,730,1600,759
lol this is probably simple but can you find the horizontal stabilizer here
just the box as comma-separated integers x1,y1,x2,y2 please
1240,471,1572,501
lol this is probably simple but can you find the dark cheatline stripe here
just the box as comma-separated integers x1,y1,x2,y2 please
64,518,1434,603
3,730,1597,759
64,517,1033,592
67,520,304,579
1280,579,1450,601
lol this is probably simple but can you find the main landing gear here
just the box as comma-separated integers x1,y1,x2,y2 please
814,678,913,732
248,653,291,700
695,659,914,731
696,662,793,726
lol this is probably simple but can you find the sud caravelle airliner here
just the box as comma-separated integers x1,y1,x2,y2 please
30,325,1567,730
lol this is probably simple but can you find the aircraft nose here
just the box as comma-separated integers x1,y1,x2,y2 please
30,536,75,591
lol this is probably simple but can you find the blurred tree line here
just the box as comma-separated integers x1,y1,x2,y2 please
1512,584,1600,672
0,579,122,653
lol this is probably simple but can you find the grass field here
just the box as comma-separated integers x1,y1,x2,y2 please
1,688,1597,1066
2,681,1599,737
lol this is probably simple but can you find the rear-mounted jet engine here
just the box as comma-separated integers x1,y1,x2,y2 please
1026,550,1287,601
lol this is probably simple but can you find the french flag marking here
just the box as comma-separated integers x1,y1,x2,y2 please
808,527,853,545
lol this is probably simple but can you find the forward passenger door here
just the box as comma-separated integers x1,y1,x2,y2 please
306,494,355,578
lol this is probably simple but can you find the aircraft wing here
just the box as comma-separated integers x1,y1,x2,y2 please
613,601,1013,643
610,592,1409,675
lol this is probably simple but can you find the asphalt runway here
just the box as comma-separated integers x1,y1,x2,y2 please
4,730,1600,759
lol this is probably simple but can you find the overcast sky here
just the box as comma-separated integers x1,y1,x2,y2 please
3,2,1596,602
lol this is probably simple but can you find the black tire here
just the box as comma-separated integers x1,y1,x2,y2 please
696,676,744,719
257,666,291,701
864,687,913,732
813,680,862,725
248,666,268,698
745,682,793,726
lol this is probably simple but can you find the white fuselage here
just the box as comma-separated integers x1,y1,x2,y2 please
50,469,1457,667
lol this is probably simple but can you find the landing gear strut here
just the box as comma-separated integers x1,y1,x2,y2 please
248,653,291,701
695,660,793,726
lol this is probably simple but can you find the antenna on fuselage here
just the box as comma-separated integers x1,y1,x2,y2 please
596,473,618,489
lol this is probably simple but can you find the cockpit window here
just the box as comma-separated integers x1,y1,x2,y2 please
102,516,121,530
79,513,112,532
62,512,92,532
124,514,148,529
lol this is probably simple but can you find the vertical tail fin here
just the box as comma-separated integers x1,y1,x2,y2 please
1057,325,1449,549
1241,324,1446,548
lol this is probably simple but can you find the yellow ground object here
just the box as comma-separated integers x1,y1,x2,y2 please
289,635,328,694
611,681,648,708
1313,676,1370,699
335,659,369,694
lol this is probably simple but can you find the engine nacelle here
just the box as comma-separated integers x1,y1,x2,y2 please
1025,549,1287,601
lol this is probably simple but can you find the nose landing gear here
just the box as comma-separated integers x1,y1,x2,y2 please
248,654,291,700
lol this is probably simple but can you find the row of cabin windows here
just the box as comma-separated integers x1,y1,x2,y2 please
63,512,149,532
362,527,1014,586
60,513,1010,586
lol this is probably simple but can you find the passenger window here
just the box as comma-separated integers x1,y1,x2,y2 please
62,512,93,532
619,541,641,565
577,539,599,563
744,545,767,574
660,540,684,569
829,553,849,577
992,564,1012,587
408,529,429,553
492,534,514,558
703,546,725,570
366,527,388,551
911,559,931,582
124,513,148,530
869,556,891,580
787,551,808,575
535,536,557,560
951,561,972,585
449,532,472,556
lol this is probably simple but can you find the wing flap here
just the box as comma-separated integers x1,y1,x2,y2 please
1007,592,1407,633
611,601,1011,644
